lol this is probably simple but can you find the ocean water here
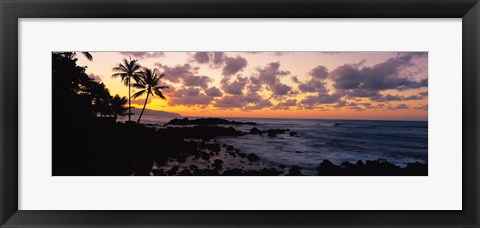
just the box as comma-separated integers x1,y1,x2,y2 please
129,116,428,175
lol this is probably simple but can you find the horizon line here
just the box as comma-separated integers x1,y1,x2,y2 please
182,115,428,122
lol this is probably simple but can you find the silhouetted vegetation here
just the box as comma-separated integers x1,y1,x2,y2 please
131,67,168,124
112,58,142,122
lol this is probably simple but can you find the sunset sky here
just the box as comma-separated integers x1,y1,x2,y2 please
76,51,428,120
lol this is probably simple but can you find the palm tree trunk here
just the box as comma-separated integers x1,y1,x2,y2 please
128,77,131,122
137,92,149,124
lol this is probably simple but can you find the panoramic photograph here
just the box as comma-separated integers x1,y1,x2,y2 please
52,51,428,176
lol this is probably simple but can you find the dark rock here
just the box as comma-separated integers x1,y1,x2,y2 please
247,153,260,162
404,162,428,176
200,152,210,161
222,168,244,176
266,129,289,137
316,159,427,176
178,169,192,176
244,168,283,176
317,159,342,175
250,127,263,134
153,169,166,176
287,165,303,176
176,155,187,163
166,166,179,176
213,159,224,170
206,143,221,152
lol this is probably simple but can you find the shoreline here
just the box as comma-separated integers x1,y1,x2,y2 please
53,117,427,176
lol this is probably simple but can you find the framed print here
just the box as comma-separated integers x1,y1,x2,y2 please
1,0,479,227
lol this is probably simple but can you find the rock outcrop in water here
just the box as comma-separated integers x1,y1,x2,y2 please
249,127,298,137
316,159,427,176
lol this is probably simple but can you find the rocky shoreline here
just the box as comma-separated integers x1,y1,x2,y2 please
53,117,427,176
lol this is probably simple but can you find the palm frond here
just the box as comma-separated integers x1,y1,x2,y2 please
131,90,146,99
111,72,127,78
154,89,167,99
132,64,141,72
81,52,93,61
132,72,142,82
132,83,146,89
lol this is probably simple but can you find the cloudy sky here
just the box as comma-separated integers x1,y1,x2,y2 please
77,51,428,120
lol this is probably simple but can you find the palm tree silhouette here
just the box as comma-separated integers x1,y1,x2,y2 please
132,67,168,124
112,58,142,123
110,95,128,121
56,52,93,61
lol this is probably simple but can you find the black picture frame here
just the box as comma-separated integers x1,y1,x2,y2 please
1,0,479,227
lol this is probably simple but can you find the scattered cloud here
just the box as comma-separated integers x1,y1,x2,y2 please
205,86,223,97
168,87,213,106
213,95,248,109
155,63,211,88
331,54,427,95
182,75,211,89
271,83,292,96
221,76,248,95
309,65,329,79
300,93,342,108
191,52,210,64
291,76,300,84
414,104,428,111
275,99,297,110
388,104,409,110
370,92,427,102
191,52,226,67
256,62,290,86
120,52,165,59
222,56,248,76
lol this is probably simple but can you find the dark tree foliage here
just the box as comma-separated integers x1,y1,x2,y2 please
52,53,132,175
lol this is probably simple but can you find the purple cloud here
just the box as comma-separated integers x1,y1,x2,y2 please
168,87,213,106
300,93,342,108
221,76,248,95
309,65,329,79
205,87,223,97
272,83,292,96
182,75,211,89
192,52,210,64
331,54,427,94
120,52,165,59
256,62,290,86
213,95,248,109
222,56,247,76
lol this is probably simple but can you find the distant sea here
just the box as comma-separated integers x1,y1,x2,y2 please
120,115,428,175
